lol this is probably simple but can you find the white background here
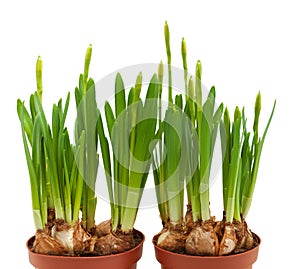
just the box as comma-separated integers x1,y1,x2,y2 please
0,0,299,268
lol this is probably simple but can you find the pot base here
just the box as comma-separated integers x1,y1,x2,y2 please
161,266,252,269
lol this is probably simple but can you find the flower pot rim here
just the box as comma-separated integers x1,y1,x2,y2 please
152,232,260,260
27,229,145,260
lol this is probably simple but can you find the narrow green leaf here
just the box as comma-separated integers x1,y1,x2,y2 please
72,131,85,223
164,107,183,224
105,101,115,139
115,73,126,118
61,92,70,129
134,72,142,102
242,99,276,218
97,114,113,216
63,149,72,224
111,120,120,231
17,99,33,145
34,93,64,219
127,87,135,106
226,107,242,222
19,104,43,230
175,94,183,110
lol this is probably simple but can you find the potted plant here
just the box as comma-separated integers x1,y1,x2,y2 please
152,22,276,269
17,46,148,269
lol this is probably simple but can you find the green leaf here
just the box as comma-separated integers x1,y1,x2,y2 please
97,114,113,215
61,92,70,129
175,94,183,110
19,103,43,230
115,73,126,119
134,72,142,102
127,87,135,107
164,107,183,223
72,131,85,224
105,101,115,139
29,94,37,121
17,99,33,145
34,93,64,220
242,99,276,218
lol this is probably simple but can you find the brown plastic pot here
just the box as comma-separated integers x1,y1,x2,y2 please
153,233,260,269
27,230,145,269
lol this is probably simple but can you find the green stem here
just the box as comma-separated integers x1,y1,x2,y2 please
226,107,242,222
164,21,172,105
36,56,43,102
83,45,92,94
234,159,242,221
220,108,231,210
165,107,183,224
181,38,188,101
